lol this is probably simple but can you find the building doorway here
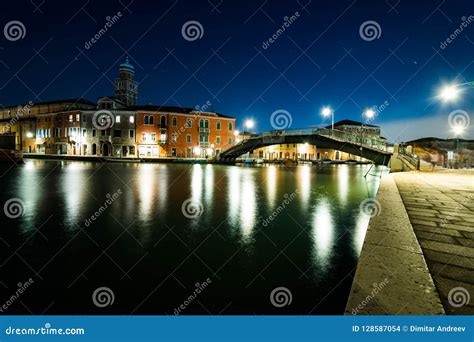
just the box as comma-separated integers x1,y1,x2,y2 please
102,143,111,156
92,143,97,155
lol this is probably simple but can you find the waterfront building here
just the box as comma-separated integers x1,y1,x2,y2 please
0,59,237,158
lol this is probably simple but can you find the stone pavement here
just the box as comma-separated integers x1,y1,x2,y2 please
394,170,474,314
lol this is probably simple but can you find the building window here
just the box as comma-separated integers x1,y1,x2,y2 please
216,121,221,130
151,133,156,141
144,116,149,125
149,115,154,124
82,115,87,123
172,117,177,127
171,133,178,143
69,114,73,122
76,114,80,122
171,148,176,156
82,129,86,137
129,130,134,138
129,116,134,124
142,133,147,142
114,129,121,137
216,136,221,144
92,129,96,137
186,118,193,128
101,129,106,136
116,115,121,123
160,133,166,142
186,134,192,143
228,137,232,145
160,116,166,127
228,122,233,131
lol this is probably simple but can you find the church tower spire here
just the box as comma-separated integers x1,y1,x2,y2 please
114,57,138,106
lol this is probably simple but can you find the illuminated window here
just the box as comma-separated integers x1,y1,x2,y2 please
151,133,156,141
129,116,134,124
116,115,121,123
76,114,80,122
142,133,147,142
171,133,177,143
69,114,73,122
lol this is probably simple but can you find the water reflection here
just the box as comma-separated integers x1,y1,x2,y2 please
337,165,349,206
137,164,155,220
297,164,311,210
62,162,87,227
312,199,334,264
265,165,277,208
227,167,258,242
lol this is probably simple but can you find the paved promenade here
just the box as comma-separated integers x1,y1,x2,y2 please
394,170,474,314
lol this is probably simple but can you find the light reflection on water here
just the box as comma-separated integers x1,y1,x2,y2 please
2,160,386,313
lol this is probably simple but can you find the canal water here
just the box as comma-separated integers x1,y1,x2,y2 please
0,160,383,314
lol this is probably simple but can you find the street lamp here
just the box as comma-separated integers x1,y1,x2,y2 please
452,125,464,169
439,85,461,102
359,108,376,159
245,119,254,130
321,107,334,132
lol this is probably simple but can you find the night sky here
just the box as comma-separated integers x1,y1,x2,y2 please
0,0,473,141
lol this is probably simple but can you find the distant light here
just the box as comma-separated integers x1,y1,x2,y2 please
193,147,201,155
440,85,460,102
322,107,332,117
26,132,33,138
234,130,240,136
245,119,254,129
452,125,464,136
364,109,375,119
304,142,309,146
206,148,213,155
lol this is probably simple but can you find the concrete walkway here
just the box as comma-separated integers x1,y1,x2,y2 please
346,174,444,315
394,170,474,314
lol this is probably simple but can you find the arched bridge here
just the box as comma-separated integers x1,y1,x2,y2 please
219,128,392,166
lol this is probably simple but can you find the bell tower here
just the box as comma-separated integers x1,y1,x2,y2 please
114,57,138,106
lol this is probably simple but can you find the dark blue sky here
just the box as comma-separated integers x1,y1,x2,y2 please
0,0,473,140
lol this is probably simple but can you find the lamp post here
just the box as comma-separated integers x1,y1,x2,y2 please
321,107,334,134
452,125,464,169
360,109,375,160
